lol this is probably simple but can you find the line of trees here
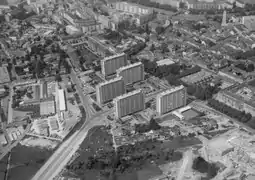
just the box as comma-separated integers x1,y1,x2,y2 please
207,99,255,128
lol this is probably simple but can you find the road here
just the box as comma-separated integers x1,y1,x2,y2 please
7,84,13,124
31,67,110,180
176,149,193,180
31,113,109,180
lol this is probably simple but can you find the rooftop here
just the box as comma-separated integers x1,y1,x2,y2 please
0,67,10,84
156,58,175,66
97,76,123,87
114,89,143,101
102,53,126,62
157,85,185,97
117,62,142,72
222,83,255,107
242,16,255,31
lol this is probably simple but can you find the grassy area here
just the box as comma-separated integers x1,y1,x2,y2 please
64,126,112,179
7,144,54,180
65,126,200,180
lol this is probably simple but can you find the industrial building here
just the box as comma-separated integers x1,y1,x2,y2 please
156,85,187,116
101,53,128,76
40,81,48,99
116,62,144,85
58,89,67,112
40,100,56,116
114,89,145,118
96,77,125,104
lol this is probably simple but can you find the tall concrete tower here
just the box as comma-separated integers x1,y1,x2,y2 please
222,10,227,27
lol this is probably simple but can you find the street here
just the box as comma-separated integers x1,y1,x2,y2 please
31,68,109,180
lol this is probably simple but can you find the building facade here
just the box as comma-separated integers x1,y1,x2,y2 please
116,62,144,85
101,53,128,76
156,85,187,115
114,89,145,118
185,0,234,10
114,2,152,15
113,2,154,25
151,0,180,8
96,77,125,104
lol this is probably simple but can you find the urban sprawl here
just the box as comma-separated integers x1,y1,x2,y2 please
0,0,255,180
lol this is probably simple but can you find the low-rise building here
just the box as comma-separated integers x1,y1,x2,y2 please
0,66,10,84
87,36,115,57
58,89,66,112
66,25,81,35
40,100,56,116
242,16,255,31
215,82,255,116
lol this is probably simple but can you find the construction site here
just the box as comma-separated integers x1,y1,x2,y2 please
150,127,255,180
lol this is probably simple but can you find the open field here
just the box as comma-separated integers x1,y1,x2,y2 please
7,143,54,180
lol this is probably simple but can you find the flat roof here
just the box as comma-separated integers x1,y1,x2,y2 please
221,83,255,107
97,76,123,87
117,62,142,72
114,89,142,101
40,100,55,115
101,53,126,62
156,58,175,66
157,85,185,97
58,89,66,111
0,67,10,84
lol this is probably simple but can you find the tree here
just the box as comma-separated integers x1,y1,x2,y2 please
155,26,164,34
149,118,161,130
55,74,62,82
247,64,254,72
118,20,130,31
179,2,186,9
161,43,169,53
145,24,150,34
187,85,196,95
150,44,155,52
